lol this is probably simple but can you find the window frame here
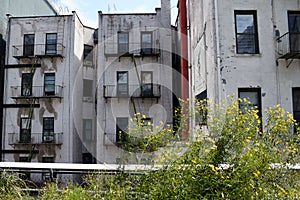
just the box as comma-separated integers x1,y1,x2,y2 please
20,117,31,143
118,32,129,54
234,10,259,54
116,117,128,144
83,119,93,141
238,88,262,118
141,32,152,54
43,117,54,143
44,73,55,96
21,73,33,96
23,34,35,56
141,71,153,96
117,71,129,97
288,11,300,53
45,33,57,55
292,88,300,125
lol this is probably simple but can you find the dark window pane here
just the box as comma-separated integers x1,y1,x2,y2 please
116,117,128,143
288,12,300,52
238,88,261,117
235,11,258,54
24,34,34,56
22,73,33,96
293,88,300,123
20,118,31,143
44,73,55,96
43,118,54,142
46,33,57,55
84,45,93,60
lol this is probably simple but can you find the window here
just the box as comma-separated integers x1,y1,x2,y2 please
44,73,55,96
292,88,300,124
23,34,34,56
238,88,262,117
19,157,30,179
117,71,128,96
141,71,153,96
42,157,55,180
288,12,300,52
118,32,129,54
20,118,31,143
84,44,93,60
43,118,54,143
82,153,95,164
83,119,93,141
235,11,259,54
21,73,33,96
83,79,93,99
141,32,152,54
116,117,128,144
46,33,57,55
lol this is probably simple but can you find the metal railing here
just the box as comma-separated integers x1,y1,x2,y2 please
103,84,161,98
12,43,64,58
10,85,63,98
277,32,300,59
8,132,63,145
104,42,160,56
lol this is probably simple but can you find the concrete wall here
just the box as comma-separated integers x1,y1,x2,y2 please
189,0,300,123
3,12,96,166
97,0,173,164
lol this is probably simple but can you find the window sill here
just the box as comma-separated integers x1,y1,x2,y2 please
234,53,262,57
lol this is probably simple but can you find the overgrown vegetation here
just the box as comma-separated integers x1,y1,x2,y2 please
1,99,300,199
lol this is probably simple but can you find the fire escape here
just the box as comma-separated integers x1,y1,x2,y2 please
276,12,300,67
4,19,65,161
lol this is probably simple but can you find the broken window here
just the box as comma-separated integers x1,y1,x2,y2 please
118,32,129,54
116,117,128,144
117,71,128,96
21,73,33,96
141,32,152,54
44,73,55,96
141,71,153,96
23,34,34,56
46,33,57,55
43,118,54,143
235,11,259,54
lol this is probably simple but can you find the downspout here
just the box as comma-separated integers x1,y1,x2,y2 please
213,0,221,103
179,0,189,140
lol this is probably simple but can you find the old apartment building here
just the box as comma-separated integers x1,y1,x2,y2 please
188,0,300,125
2,11,97,175
97,0,173,163
1,0,174,168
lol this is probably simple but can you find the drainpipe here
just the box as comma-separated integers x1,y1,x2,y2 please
179,0,189,140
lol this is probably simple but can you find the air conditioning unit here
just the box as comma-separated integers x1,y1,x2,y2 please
43,136,54,143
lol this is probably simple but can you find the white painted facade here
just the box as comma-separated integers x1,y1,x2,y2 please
3,11,97,177
188,0,300,124
96,0,173,164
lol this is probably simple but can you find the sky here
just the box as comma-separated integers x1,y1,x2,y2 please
48,0,178,28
